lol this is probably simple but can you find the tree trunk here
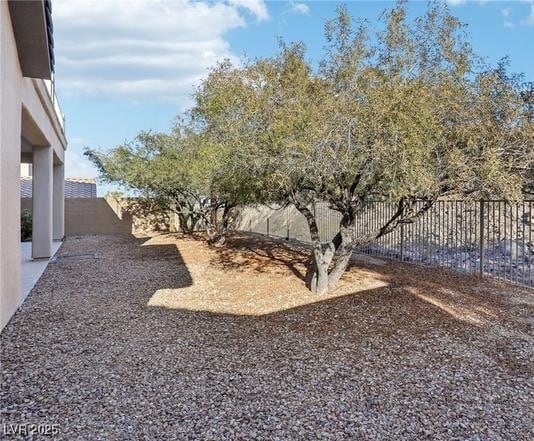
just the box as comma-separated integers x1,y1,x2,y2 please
207,202,235,247
309,235,355,294
293,198,360,294
176,211,198,234
177,212,189,233
312,251,330,294
295,196,437,294
327,247,353,288
294,200,344,294
304,254,317,290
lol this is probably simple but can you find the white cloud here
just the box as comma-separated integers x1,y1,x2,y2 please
524,1,534,25
64,150,97,178
501,7,514,27
291,2,310,15
446,0,488,5
447,0,507,6
228,0,269,21
53,0,269,102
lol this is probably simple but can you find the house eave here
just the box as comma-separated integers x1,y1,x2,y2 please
8,0,53,80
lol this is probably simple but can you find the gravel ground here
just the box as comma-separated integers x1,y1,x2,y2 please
1,233,533,440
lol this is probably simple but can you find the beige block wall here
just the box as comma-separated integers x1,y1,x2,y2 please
0,2,23,331
235,205,312,242
65,198,133,236
22,197,172,237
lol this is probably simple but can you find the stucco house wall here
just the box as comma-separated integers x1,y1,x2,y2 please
0,1,23,331
1,1,67,331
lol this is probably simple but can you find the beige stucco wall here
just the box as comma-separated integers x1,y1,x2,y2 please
1,1,67,331
0,1,23,331
21,78,66,161
65,198,134,236
22,197,173,237
64,198,173,236
235,205,313,242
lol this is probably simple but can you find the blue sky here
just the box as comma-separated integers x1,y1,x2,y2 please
52,0,534,194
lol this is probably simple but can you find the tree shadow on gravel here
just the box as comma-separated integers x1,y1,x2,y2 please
126,234,194,286
54,233,194,303
210,233,312,282
2,233,533,441
207,232,532,329
58,232,531,340
346,257,532,327
258,275,534,376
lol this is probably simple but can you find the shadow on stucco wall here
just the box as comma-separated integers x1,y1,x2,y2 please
21,196,173,237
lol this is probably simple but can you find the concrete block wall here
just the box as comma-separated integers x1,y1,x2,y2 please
21,197,172,236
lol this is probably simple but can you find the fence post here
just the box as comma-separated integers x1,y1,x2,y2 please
479,200,484,279
286,206,290,240
400,223,405,261
267,217,270,237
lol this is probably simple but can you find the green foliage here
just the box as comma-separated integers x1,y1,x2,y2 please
85,1,533,291
198,2,532,211
21,209,32,242
85,128,209,233
193,0,533,292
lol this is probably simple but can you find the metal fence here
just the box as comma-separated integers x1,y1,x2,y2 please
238,200,533,288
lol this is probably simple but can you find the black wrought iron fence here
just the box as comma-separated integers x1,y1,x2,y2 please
237,200,533,288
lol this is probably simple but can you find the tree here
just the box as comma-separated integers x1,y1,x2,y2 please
85,126,209,234
85,120,247,244
195,1,533,293
520,81,534,196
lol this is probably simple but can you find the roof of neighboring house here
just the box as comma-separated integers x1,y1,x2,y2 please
21,177,97,198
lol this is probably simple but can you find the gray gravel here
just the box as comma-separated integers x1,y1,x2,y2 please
1,234,533,440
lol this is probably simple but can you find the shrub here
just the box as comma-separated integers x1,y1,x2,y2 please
21,209,32,242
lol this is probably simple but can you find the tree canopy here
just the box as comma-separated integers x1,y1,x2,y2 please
86,1,533,293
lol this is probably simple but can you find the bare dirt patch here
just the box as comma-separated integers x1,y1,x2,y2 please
147,233,387,315
148,232,533,327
